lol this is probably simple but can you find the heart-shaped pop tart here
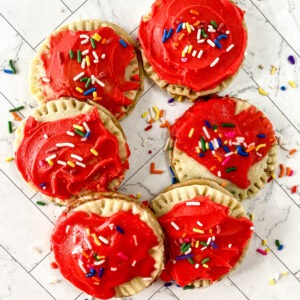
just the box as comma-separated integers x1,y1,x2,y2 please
151,179,253,288
169,96,277,199
51,192,164,299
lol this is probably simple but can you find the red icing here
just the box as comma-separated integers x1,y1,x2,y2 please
171,97,275,188
138,0,247,91
41,28,141,119
51,210,159,299
15,108,130,200
158,196,253,286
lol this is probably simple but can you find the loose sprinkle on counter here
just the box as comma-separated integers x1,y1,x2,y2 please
256,248,267,256
150,162,163,174
36,201,47,206
288,55,296,65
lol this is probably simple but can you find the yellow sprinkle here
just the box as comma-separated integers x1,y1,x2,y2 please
195,240,199,248
224,140,228,145
192,228,204,234
256,143,266,151
5,156,14,162
152,106,160,121
67,161,75,168
269,278,276,285
202,264,209,268
265,248,270,253
76,87,83,93
86,55,90,67
186,22,191,34
262,239,267,246
177,96,183,102
258,87,268,96
195,146,200,153
249,213,254,221
47,159,54,166
178,33,185,41
73,124,85,131
188,128,195,138
93,33,101,42
270,65,277,75
288,80,297,88
85,228,90,235
181,50,186,57
91,233,101,246
136,193,141,199
188,45,193,54
281,271,289,276
90,148,99,156
93,91,97,98
206,142,209,149
141,111,149,118
270,173,275,179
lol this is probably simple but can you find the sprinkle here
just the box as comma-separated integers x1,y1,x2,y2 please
76,87,83,93
9,59,16,74
210,57,219,67
67,161,75,168
197,50,203,59
166,28,174,39
288,80,297,88
256,248,268,256
144,125,152,131
94,77,105,87
256,144,266,151
250,226,255,231
291,185,297,194
258,87,268,96
90,37,96,49
81,58,86,69
45,154,57,161
214,39,222,49
77,50,82,63
257,133,266,138
288,55,296,65
228,243,232,248
5,156,14,162
69,50,74,59
202,126,210,139
81,49,89,56
115,225,124,234
11,112,23,121
117,252,128,260
210,20,218,29
119,39,128,48
188,128,195,138
188,257,195,264
226,44,234,52
192,228,204,234
36,201,47,206
150,162,163,174
42,77,50,83
221,123,235,127
225,167,237,173
237,146,249,157
201,257,210,264
176,23,183,33
85,78,92,88
176,253,194,260
201,28,208,38
8,121,12,133
42,134,48,139
85,55,90,67
280,86,286,91
70,154,83,161
74,129,85,137
82,122,90,133
183,285,194,290
275,239,281,247
89,148,99,157
278,164,285,178
207,39,215,47
190,9,199,15
186,201,200,206
90,233,101,246
57,160,67,166
83,87,96,96
171,221,180,231
4,69,13,74
269,278,276,285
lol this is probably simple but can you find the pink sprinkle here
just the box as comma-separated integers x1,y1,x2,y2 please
179,237,184,244
117,252,128,260
289,170,294,176
181,57,188,63
39,160,46,167
256,248,267,256
221,156,231,166
183,238,190,243
224,131,236,138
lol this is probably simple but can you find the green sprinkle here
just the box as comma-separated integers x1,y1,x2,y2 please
9,105,24,112
201,29,208,38
221,123,235,127
74,129,85,137
77,50,82,63
183,285,194,290
69,50,74,59
9,59,16,74
210,20,218,29
8,121,12,134
188,257,195,265
275,239,281,247
200,241,207,246
94,253,99,261
36,201,47,206
85,78,92,88
200,137,206,152
90,37,96,49
80,77,89,82
201,257,210,264
225,167,237,173
180,243,191,253
212,124,218,130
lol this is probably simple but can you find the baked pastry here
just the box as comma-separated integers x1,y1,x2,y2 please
138,0,247,100
14,98,130,204
30,19,144,120
51,192,164,299
151,179,253,288
169,97,277,200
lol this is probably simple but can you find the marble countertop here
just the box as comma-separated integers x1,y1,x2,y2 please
1,0,300,299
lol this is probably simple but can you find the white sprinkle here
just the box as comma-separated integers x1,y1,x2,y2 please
171,221,180,231
80,35,89,45
133,235,138,246
91,74,96,84
72,247,83,255
257,152,263,157
207,39,215,47
182,22,186,30
217,170,221,177
224,151,234,157
71,154,83,161
31,246,42,253
197,29,201,40
148,107,155,120
210,57,220,67
57,160,67,166
197,50,203,59
83,121,90,133
196,221,203,227
226,30,230,35
208,28,216,33
75,162,86,168
183,45,189,54
82,49,89,56
81,58,86,69
43,134,49,139
250,226,255,231
143,277,153,281
190,24,195,31
195,263,200,269
236,136,245,142
73,234,77,244
92,51,99,60
98,235,109,244
197,39,205,43
94,259,105,265
159,117,165,124
274,273,280,281
46,154,57,161
78,260,87,273
84,237,92,249
207,237,212,245
192,50,197,57
226,44,235,52
202,126,210,139
164,138,170,152
66,131,75,136
132,260,137,267
109,224,114,230
216,225,221,234
228,243,232,248
111,267,117,271
184,248,192,255
73,71,85,81
95,77,105,87
56,143,75,148
93,59,99,63
80,34,89,39
212,138,219,149
212,236,216,241
201,246,207,251
48,278,61,284
42,77,50,83
101,53,106,59
65,225,70,234
186,201,200,206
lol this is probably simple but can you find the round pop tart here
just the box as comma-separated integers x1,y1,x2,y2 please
138,0,247,100
151,179,253,288
30,20,144,120
169,97,277,200
51,192,164,299
14,98,130,204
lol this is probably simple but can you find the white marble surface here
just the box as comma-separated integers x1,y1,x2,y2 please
0,0,300,299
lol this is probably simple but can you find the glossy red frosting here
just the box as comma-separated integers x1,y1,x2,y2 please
15,107,130,200
51,209,159,299
158,196,253,286
41,27,141,119
138,0,247,91
171,97,275,188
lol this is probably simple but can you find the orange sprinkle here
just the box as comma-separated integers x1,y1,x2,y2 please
160,123,167,128
147,118,155,124
246,145,256,153
291,185,297,194
279,164,285,178
190,9,199,15
159,109,164,118
286,167,291,176
93,97,102,101
101,38,106,44
165,120,171,133
179,33,185,40
214,154,222,162
210,165,216,171
173,42,179,48
221,181,228,187
289,148,297,156
11,112,23,121
193,20,200,27
92,276,100,283
82,251,89,258
150,162,163,174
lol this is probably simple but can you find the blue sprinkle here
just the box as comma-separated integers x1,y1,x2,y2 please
217,137,222,146
119,39,128,48
204,120,212,128
278,244,284,251
115,225,124,234
39,183,46,188
98,268,104,278
4,69,14,74
217,34,228,40
172,177,177,184
169,166,175,176
168,97,175,103
176,253,194,260
288,55,295,65
83,87,96,96
199,153,205,157
210,242,218,249
257,133,266,138
85,131,91,138
208,142,214,150
86,269,96,277
166,28,174,39
162,29,168,43
280,86,287,91
223,145,230,153
214,39,222,49
164,282,173,287
176,23,183,33
237,146,249,157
